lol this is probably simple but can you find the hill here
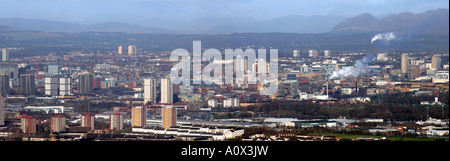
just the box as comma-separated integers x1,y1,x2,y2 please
332,9,449,35
0,18,170,34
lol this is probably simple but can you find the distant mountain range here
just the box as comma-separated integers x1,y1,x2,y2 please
0,8,448,35
0,18,170,34
0,15,346,34
206,15,347,33
332,9,449,35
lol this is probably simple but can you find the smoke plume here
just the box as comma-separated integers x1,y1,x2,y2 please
371,32,396,43
329,54,375,80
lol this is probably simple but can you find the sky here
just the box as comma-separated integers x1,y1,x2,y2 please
0,0,448,24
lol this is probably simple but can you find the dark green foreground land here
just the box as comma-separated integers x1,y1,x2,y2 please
308,132,449,141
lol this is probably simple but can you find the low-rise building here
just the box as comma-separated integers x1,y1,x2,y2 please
131,124,244,141
284,120,338,127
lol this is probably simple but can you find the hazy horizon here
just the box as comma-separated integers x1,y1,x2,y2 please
0,0,448,24
0,0,448,34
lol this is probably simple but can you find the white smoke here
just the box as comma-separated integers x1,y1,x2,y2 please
371,32,396,43
329,54,375,80
328,32,394,79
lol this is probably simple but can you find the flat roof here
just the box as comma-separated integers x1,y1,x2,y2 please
146,118,260,127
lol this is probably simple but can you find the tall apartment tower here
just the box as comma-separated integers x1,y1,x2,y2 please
160,78,173,104
45,76,59,96
324,50,331,57
110,113,124,130
401,53,409,74
144,78,157,104
293,50,299,58
309,49,319,58
431,55,440,70
0,96,4,126
2,48,9,62
118,46,123,54
59,76,72,96
79,74,93,95
132,106,147,127
161,105,176,129
128,45,137,55
19,74,35,95
208,99,218,108
81,114,95,131
0,75,10,95
21,115,36,134
50,115,66,132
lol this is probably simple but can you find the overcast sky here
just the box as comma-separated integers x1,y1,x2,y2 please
0,0,448,24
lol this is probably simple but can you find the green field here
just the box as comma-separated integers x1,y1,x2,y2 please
307,132,448,141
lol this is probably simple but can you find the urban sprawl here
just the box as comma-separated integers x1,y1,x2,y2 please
0,45,448,141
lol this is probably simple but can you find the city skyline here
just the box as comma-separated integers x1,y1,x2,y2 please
0,0,448,151
0,2,448,161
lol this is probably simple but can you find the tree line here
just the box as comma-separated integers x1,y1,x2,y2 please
242,97,448,121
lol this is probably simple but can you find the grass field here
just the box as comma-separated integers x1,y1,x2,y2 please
307,132,448,141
